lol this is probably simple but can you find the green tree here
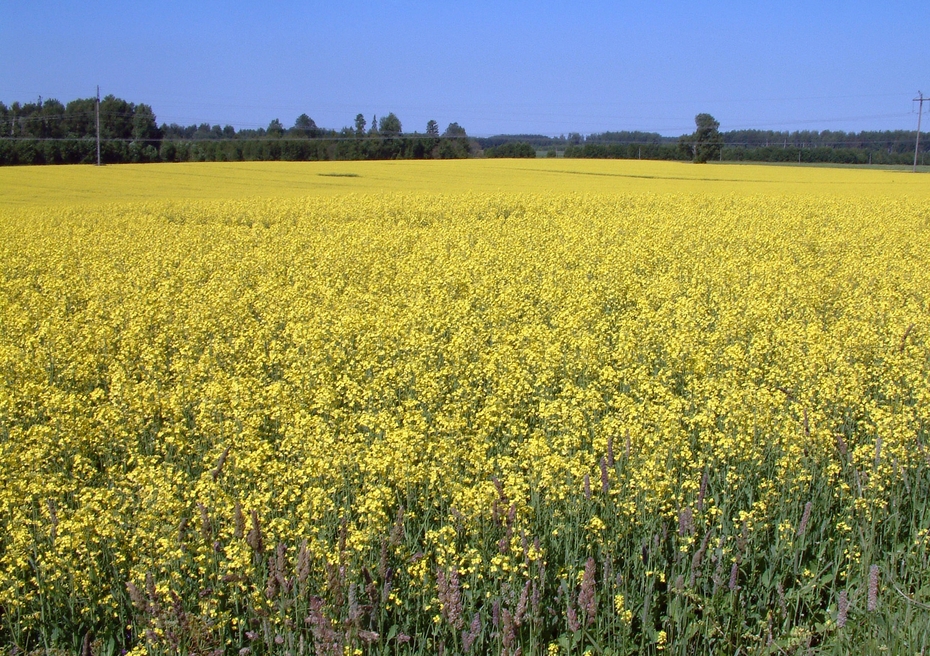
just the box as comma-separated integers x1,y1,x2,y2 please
62,98,97,138
426,120,439,136
379,113,402,136
355,113,367,135
484,142,536,158
443,122,466,137
681,113,723,163
293,114,318,138
132,103,162,144
267,118,285,138
36,98,66,139
99,95,135,140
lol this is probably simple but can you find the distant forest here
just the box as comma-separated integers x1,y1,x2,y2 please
1,95,927,165
479,129,930,165
0,96,471,165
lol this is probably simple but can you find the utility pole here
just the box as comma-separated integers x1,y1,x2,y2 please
96,86,101,167
915,91,925,173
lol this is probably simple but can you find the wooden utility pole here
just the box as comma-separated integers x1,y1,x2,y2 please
915,91,925,173
96,86,101,166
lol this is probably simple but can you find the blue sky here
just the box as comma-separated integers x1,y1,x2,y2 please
2,1,928,136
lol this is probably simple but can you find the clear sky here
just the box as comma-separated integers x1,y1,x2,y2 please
2,1,928,137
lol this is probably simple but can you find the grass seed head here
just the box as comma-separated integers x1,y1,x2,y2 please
868,564,880,612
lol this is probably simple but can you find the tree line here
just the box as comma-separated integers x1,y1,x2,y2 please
1,95,927,165
0,96,471,165
480,118,928,165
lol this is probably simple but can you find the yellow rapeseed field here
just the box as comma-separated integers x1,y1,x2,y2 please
0,160,928,654
2,159,930,207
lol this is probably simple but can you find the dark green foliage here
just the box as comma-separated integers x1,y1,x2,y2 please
476,134,563,149
291,114,321,139
378,113,402,137
679,113,723,163
131,104,162,145
586,130,667,145
266,119,285,138
2,94,927,167
17,436,930,654
484,142,537,158
443,122,467,138
564,142,688,160
0,98,475,165
98,95,135,141
0,95,164,165
723,128,922,152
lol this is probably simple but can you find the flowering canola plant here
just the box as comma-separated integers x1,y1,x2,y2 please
0,161,929,654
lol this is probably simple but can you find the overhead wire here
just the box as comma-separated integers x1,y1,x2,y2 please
1,92,926,142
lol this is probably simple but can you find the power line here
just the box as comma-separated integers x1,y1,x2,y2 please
1,137,926,162
0,134,475,144
3,93,924,132
2,111,140,122
2,94,928,149
3,114,927,146
0,102,917,129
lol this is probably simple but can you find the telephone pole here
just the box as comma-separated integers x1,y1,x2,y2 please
96,86,101,167
915,91,925,173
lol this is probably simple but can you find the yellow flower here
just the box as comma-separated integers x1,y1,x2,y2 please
2,161,928,647
614,594,626,614
586,516,606,534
